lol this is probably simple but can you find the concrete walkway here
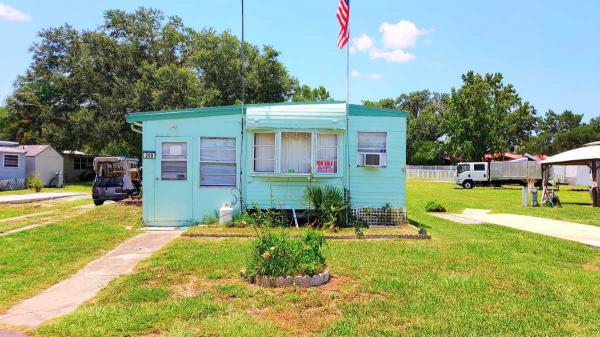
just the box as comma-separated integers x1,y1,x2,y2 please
0,193,88,205
446,209,600,248
0,230,182,328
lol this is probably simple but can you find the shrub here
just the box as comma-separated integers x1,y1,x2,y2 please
200,212,219,225
304,185,350,229
27,176,43,192
244,205,290,227
244,230,326,279
425,200,447,212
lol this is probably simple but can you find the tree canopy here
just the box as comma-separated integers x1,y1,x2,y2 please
364,71,598,164
1,8,327,156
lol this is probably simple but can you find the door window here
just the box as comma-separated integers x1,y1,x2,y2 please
474,164,486,171
161,142,187,180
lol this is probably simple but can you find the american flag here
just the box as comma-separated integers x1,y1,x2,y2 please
336,0,350,49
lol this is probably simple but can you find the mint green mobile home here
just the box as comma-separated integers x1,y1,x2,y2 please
126,101,407,227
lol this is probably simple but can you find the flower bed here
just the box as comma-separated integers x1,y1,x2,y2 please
242,230,329,288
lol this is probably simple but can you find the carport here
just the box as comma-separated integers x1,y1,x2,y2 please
541,141,600,207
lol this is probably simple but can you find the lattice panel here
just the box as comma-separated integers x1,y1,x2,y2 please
352,207,406,226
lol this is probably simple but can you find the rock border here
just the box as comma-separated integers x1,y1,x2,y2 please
252,269,330,288
184,233,431,240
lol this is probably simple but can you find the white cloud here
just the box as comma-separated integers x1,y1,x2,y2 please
0,3,30,21
351,70,382,80
369,49,415,63
350,20,431,63
349,34,374,53
379,20,432,50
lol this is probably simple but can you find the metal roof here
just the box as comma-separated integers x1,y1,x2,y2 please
541,141,600,166
125,101,408,123
0,146,26,154
20,145,51,157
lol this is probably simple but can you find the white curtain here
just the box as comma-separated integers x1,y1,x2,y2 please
254,133,275,172
280,132,311,174
316,134,338,173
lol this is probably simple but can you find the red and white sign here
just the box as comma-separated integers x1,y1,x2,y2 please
316,160,335,173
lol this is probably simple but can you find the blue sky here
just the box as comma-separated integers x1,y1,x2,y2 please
0,0,598,121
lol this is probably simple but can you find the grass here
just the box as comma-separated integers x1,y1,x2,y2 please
33,179,600,336
0,204,141,312
0,198,94,233
410,180,600,227
0,182,91,196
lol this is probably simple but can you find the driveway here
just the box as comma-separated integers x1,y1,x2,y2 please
442,209,600,248
0,192,88,204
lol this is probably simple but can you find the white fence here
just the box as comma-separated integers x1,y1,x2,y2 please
406,165,456,181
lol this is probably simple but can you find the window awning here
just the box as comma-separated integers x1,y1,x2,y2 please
246,103,346,130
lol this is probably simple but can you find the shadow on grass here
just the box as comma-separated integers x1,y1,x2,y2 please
560,201,593,206
408,217,431,235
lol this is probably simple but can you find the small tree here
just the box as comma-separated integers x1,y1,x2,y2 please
27,176,43,192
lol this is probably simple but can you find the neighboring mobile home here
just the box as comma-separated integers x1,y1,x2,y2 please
62,150,96,182
21,145,64,186
126,101,407,227
0,141,27,190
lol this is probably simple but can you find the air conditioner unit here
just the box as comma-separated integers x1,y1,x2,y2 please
358,153,386,167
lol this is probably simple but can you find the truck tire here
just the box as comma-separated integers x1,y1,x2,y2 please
462,180,474,189
93,199,104,206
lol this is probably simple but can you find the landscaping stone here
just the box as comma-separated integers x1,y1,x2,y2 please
253,269,330,288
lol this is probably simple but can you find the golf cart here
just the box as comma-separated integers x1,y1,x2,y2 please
92,157,141,206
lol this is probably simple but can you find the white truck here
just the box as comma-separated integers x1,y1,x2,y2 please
454,161,543,189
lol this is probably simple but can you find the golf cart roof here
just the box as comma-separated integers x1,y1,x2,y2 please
93,156,138,170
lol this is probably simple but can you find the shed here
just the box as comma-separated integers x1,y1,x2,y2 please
20,145,64,186
126,101,408,227
0,141,27,190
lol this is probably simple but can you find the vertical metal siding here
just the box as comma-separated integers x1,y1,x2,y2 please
348,116,407,208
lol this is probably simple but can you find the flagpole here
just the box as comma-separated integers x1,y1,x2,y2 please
345,14,351,227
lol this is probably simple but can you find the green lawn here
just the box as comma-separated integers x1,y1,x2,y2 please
410,180,600,227
33,180,600,336
0,198,93,233
0,204,141,312
0,182,92,196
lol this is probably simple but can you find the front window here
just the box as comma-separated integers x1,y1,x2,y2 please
316,134,338,173
200,137,236,186
161,142,187,180
3,154,18,168
280,132,311,174
457,164,470,174
252,131,340,175
253,133,276,173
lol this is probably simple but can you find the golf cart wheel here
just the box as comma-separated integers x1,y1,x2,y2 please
462,180,474,189
93,200,104,206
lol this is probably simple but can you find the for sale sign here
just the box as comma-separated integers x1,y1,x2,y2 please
316,160,335,173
